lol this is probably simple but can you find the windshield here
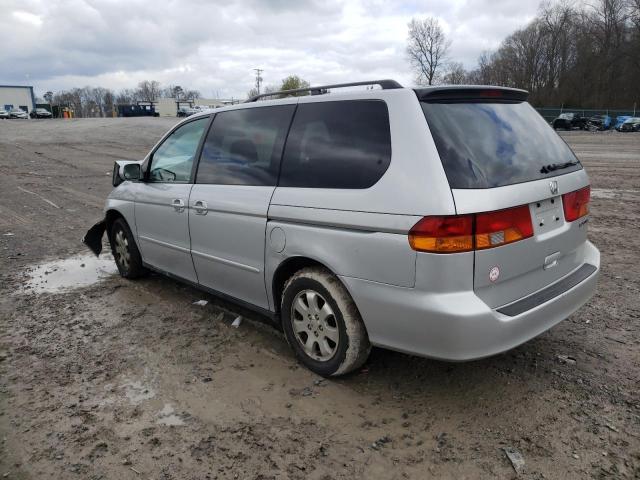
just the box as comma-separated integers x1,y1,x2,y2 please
559,113,574,119
421,101,582,189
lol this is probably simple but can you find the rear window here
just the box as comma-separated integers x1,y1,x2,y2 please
421,101,582,189
279,100,391,189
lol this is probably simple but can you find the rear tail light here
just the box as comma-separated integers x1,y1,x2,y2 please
408,215,473,253
475,205,533,249
562,186,590,222
409,205,534,253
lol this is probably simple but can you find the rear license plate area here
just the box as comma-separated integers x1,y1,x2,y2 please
530,196,563,234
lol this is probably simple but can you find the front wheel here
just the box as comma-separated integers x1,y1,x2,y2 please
281,267,371,377
109,218,147,279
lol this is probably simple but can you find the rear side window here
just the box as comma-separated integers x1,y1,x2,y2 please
279,100,391,189
196,105,295,186
422,101,582,189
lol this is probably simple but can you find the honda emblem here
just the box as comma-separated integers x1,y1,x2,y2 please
549,180,558,195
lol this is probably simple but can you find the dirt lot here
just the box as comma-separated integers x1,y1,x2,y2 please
0,118,638,479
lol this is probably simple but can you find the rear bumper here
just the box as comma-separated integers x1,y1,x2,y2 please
340,240,600,361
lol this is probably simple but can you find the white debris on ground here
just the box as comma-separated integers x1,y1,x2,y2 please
503,447,526,475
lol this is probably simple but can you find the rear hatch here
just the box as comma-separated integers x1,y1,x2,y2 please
419,87,591,309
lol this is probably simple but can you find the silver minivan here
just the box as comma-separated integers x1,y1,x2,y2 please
84,80,600,376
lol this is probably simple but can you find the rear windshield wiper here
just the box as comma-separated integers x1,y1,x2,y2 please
540,161,579,174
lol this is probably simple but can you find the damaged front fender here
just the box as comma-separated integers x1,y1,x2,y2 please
82,219,107,256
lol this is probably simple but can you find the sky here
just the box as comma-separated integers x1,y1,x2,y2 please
1,0,542,100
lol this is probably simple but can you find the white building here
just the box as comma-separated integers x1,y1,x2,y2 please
0,85,36,113
155,97,227,117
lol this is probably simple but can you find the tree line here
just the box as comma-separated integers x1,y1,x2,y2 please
407,0,640,108
44,81,201,118
43,75,312,118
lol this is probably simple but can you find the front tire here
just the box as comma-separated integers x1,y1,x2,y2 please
109,218,147,279
281,267,371,377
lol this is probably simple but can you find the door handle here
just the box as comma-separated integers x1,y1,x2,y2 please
171,198,185,212
193,200,208,215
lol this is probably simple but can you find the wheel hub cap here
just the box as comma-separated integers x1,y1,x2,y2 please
291,289,339,362
114,230,130,270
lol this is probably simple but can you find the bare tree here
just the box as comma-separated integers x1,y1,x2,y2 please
246,87,259,99
183,89,201,100
162,85,184,99
136,80,161,102
442,62,468,84
466,0,640,109
406,17,451,85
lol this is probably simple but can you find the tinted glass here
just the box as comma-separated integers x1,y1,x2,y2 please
279,100,391,189
422,101,582,189
149,117,208,183
196,105,295,186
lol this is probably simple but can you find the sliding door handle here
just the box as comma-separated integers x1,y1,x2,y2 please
171,198,185,212
194,200,208,215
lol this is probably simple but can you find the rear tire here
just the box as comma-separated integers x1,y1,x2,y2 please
109,218,147,279
281,267,371,377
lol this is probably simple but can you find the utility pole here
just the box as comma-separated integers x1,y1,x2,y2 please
254,68,263,95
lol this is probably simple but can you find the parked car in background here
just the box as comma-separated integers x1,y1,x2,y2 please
9,108,28,119
0,109,9,119
177,106,199,117
614,115,631,131
84,81,599,376
620,117,640,132
587,114,611,130
30,108,53,119
552,112,587,130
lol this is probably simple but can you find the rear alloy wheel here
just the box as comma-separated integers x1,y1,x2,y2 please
109,218,146,279
291,289,340,361
281,267,370,376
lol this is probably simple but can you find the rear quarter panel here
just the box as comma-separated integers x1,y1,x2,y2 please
265,206,421,310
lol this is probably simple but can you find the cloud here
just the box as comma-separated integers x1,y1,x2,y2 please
1,0,542,99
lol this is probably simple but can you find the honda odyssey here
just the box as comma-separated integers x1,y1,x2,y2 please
84,80,599,376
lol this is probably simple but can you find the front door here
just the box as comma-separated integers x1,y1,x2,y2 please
134,116,210,282
189,104,296,309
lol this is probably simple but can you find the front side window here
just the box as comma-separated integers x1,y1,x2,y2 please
279,100,391,189
196,105,295,186
148,117,209,183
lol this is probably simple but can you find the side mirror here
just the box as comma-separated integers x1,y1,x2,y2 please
123,163,141,180
112,161,142,187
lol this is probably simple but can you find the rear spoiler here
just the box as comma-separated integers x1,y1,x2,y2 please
415,86,529,103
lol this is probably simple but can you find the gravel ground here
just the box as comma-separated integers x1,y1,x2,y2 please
0,118,638,479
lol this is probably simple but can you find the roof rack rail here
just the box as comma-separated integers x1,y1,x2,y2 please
245,79,403,102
